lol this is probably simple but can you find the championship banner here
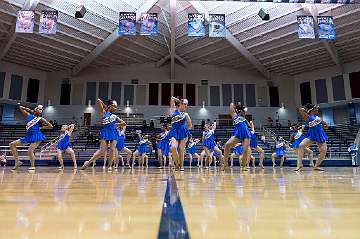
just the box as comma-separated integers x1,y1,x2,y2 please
140,13,158,36
188,13,205,37
297,16,315,39
39,11,58,34
209,14,226,38
118,12,136,36
15,11,35,33
317,16,336,40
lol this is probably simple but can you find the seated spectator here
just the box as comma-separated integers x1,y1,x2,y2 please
142,120,147,130
267,117,273,126
149,120,155,129
166,115,172,124
288,120,291,127
160,115,165,124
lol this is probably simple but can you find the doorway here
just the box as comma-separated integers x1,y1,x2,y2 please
83,113,91,126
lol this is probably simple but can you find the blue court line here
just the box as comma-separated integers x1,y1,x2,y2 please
157,173,190,239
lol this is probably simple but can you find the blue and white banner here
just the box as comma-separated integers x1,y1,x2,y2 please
140,13,158,36
39,11,58,34
209,14,226,38
188,13,205,37
118,12,136,36
317,16,336,40
297,16,315,39
15,11,35,33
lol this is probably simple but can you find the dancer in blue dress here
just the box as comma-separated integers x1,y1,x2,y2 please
271,136,286,168
168,97,192,171
10,105,53,171
210,140,223,167
230,143,243,167
222,103,251,171
133,132,153,168
290,124,314,167
115,125,132,168
202,121,223,168
57,124,77,169
81,99,126,170
248,120,265,169
157,124,170,168
186,136,201,168
296,103,328,171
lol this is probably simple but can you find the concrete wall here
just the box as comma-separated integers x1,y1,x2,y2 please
293,60,360,107
0,61,47,104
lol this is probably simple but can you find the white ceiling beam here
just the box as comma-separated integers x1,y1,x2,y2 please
189,45,231,62
16,35,85,58
175,54,188,67
189,1,270,78
226,29,270,79
0,0,40,60
177,39,222,56
175,3,262,49
247,10,360,53
303,4,342,67
0,4,100,47
156,54,170,67
170,0,176,80
201,51,239,65
259,41,321,61
12,40,81,63
71,0,159,76
0,11,96,52
156,53,188,68
188,2,270,78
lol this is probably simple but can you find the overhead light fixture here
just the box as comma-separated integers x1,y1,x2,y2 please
75,5,86,18
258,8,270,21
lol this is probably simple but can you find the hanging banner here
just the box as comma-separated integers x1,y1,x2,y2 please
15,10,35,33
297,16,315,39
140,13,158,36
209,14,226,38
118,12,136,36
317,16,336,40
39,10,58,34
188,13,205,37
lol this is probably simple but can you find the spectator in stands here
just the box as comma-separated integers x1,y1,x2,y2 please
142,120,147,130
288,120,291,127
201,120,205,131
0,152,6,166
267,117,273,126
166,115,172,124
149,120,155,129
87,132,94,145
53,120,58,129
160,115,165,124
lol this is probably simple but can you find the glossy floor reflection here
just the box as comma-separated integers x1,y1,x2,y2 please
1,167,360,239
176,167,360,239
0,167,167,239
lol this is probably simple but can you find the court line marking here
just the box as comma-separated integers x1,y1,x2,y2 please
157,172,190,239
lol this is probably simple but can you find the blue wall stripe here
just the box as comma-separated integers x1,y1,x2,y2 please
157,173,190,239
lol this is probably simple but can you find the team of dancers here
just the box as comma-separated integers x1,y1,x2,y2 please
8,96,329,172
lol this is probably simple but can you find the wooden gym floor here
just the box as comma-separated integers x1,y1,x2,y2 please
0,167,359,239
